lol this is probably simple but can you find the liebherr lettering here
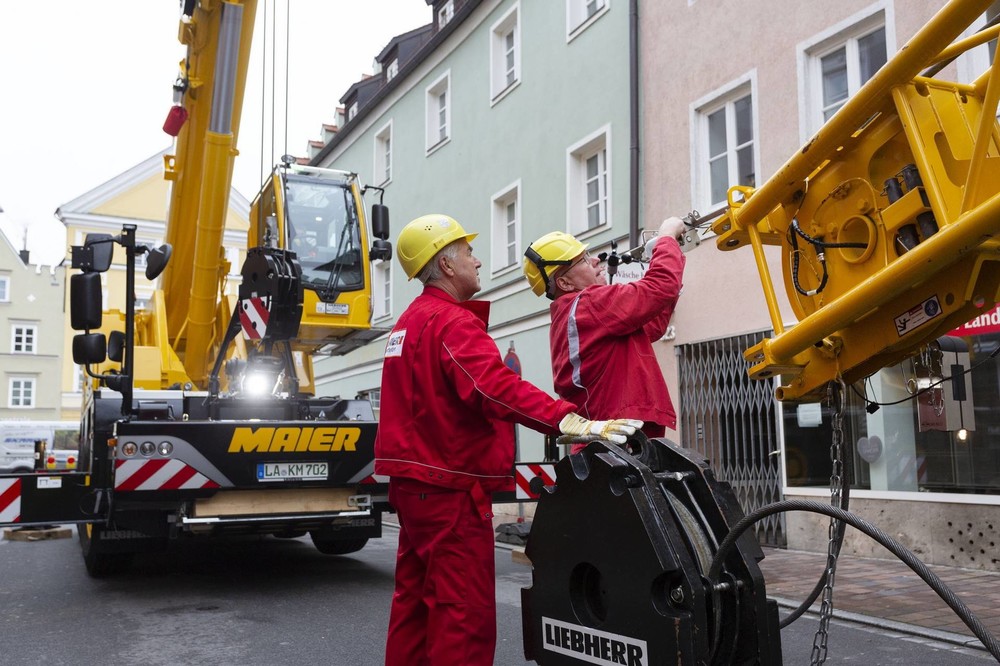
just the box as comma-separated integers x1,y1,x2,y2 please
542,617,646,666
227,427,361,453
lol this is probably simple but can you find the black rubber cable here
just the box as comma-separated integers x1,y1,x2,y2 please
707,500,1000,661
778,446,852,629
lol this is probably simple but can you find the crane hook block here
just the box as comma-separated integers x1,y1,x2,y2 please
238,247,304,343
521,435,782,665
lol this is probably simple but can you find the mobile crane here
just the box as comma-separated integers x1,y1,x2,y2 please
0,0,392,576
520,1,1000,663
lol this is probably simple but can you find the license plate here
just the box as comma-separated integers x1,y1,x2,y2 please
257,462,328,482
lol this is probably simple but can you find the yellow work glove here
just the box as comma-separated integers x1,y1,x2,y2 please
559,413,644,445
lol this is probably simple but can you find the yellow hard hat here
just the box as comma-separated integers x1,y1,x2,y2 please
523,231,588,299
397,214,478,280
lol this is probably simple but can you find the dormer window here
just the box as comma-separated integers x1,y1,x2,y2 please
348,101,359,122
387,58,399,82
438,0,454,28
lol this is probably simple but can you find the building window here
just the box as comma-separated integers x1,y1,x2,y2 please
0,275,9,302
11,324,37,354
425,71,451,154
386,58,399,82
567,126,611,234
347,101,359,122
490,4,520,103
72,364,84,393
8,377,35,408
801,11,887,134
491,181,521,274
438,0,454,28
361,388,382,411
567,0,608,41
780,336,1000,499
694,81,756,210
373,259,392,320
374,121,392,186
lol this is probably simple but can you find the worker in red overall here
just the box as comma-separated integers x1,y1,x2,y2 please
377,213,642,666
523,216,687,454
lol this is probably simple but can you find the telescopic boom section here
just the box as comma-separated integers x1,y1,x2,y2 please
161,0,258,388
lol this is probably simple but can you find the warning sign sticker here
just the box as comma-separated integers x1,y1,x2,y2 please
894,296,942,337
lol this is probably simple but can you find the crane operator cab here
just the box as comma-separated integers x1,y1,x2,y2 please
211,159,392,399
286,178,359,284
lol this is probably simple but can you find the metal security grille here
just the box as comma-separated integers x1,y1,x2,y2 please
677,332,785,547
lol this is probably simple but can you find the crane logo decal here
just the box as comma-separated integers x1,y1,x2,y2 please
227,426,361,453
114,459,220,491
0,478,21,523
542,616,647,666
239,296,270,340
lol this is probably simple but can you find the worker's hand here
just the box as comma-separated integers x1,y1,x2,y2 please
643,217,687,258
658,216,686,240
559,413,643,444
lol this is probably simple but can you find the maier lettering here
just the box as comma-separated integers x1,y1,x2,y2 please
295,428,314,452
332,427,359,451
228,427,274,452
309,428,333,451
271,428,299,452
227,426,360,453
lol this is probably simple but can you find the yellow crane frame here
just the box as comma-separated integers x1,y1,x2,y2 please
712,0,1000,401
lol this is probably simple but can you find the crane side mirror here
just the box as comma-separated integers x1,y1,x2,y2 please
371,204,390,240
370,239,393,262
369,204,392,261
69,273,103,331
72,333,107,366
107,330,125,363
145,243,173,280
70,233,114,273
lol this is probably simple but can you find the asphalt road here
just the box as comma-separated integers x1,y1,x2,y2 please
0,526,993,665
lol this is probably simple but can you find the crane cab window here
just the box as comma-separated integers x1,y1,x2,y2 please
284,177,363,296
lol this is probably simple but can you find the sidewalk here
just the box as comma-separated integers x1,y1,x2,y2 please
757,546,1000,652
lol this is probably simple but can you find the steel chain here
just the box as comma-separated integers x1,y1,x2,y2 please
811,377,846,665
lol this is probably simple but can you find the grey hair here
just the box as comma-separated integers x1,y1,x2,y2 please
416,241,463,285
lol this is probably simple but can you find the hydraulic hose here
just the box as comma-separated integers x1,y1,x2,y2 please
707,499,1000,661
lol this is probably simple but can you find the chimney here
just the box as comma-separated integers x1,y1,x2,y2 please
19,249,30,265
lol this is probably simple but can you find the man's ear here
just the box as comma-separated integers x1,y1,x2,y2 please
438,254,454,277
553,271,572,294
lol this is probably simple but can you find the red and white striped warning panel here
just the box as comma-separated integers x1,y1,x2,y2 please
515,463,556,500
115,459,220,491
239,296,269,340
0,478,22,523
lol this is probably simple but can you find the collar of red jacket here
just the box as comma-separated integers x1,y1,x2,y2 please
422,284,491,325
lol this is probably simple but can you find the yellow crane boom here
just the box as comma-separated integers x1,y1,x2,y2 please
712,0,1000,401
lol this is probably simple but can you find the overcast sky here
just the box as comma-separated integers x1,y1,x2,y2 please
0,1,430,265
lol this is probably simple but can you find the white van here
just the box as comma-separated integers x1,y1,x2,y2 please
0,427,46,473
0,422,79,474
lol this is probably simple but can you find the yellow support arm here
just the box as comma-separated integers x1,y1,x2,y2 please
711,0,1000,401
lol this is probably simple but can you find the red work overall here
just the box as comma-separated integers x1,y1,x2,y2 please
377,286,575,665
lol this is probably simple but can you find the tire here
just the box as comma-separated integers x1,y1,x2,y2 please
78,523,134,578
309,532,368,555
